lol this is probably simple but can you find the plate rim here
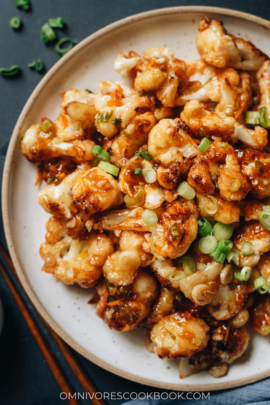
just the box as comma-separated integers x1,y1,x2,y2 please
2,6,270,391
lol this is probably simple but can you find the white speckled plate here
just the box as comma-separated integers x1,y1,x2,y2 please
3,6,270,391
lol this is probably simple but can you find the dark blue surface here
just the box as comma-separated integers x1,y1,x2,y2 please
1,1,270,404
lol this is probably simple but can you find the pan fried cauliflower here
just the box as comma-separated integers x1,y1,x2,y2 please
21,17,270,381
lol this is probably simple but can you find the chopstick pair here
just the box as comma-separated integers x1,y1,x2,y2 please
0,243,105,405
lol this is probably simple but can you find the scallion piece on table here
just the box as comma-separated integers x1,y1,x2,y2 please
201,195,219,215
28,58,44,72
14,0,30,11
134,168,142,175
259,210,270,230
141,209,158,226
171,225,180,238
177,181,195,200
55,37,73,56
49,17,65,28
254,276,269,294
168,271,186,282
226,247,240,266
98,161,119,176
198,137,211,153
41,23,57,43
209,246,227,264
177,256,197,275
241,241,254,256
259,107,270,129
217,239,233,253
198,217,213,237
245,111,259,126
241,266,252,282
198,235,217,254
10,16,21,29
141,151,152,161
0,65,20,76
213,222,233,241
142,168,156,184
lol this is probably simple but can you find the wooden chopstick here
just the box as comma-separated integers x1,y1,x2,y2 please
0,243,105,405
0,259,80,405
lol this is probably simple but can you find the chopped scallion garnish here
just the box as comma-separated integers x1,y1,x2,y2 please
241,241,254,256
213,222,233,241
241,266,252,281
245,111,259,126
98,161,119,176
198,235,217,254
10,16,21,30
14,0,30,11
217,239,233,253
201,195,218,215
198,137,211,153
171,225,180,238
168,270,186,282
141,151,152,161
254,276,269,294
0,65,20,76
198,217,213,237
209,246,227,264
177,256,197,275
41,23,57,43
49,17,65,28
142,168,156,183
226,247,239,266
112,117,122,124
259,107,270,129
259,210,270,230
55,37,73,56
122,129,133,138
177,181,195,200
96,110,113,124
141,209,158,226
28,58,45,72
134,168,142,175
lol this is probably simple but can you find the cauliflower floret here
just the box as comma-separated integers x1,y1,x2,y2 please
99,208,151,232
233,221,270,267
232,123,267,151
237,149,270,199
119,231,152,267
187,155,216,195
21,123,96,163
148,118,198,167
257,60,270,118
96,269,158,331
179,261,223,305
196,18,267,70
151,200,198,260
114,53,140,76
135,67,167,91
207,285,247,320
150,312,209,358
150,258,181,291
38,168,123,238
256,253,270,279
179,323,249,378
196,192,240,224
40,217,113,287
145,287,176,326
102,250,141,286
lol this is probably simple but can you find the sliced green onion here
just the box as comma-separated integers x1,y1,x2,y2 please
141,209,158,226
177,181,195,200
134,168,142,175
141,151,152,161
49,17,65,28
259,210,270,231
263,206,270,212
209,247,227,264
122,129,133,138
55,37,73,56
220,143,227,148
253,96,257,106
198,217,213,237
28,59,44,72
91,145,103,157
177,256,197,275
198,137,211,153
198,235,217,254
134,152,141,157
168,271,186,282
91,157,100,166
201,195,218,215
241,266,252,282
234,272,243,282
98,161,119,176
254,276,269,294
39,118,54,134
245,111,259,126
0,65,20,76
259,107,270,129
213,222,233,241
255,160,264,174
142,168,156,184
124,187,145,208
217,239,233,253
171,225,180,238
10,16,21,29
112,117,122,124
99,149,110,162
14,0,30,10
226,248,239,266
241,241,254,256
229,178,241,192
96,110,113,124
41,23,57,43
